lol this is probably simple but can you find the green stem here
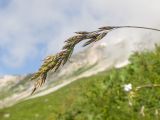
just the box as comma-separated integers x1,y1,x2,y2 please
135,84,160,91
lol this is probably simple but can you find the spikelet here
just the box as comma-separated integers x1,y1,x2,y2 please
98,26,114,30
62,48,74,65
83,38,95,47
31,73,47,95
95,32,108,41
31,55,55,94
75,31,89,34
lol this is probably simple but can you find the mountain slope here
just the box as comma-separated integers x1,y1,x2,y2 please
0,45,160,120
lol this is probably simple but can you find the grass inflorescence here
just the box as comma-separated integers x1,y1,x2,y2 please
31,25,160,94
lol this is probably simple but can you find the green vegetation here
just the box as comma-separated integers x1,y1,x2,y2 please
0,45,160,120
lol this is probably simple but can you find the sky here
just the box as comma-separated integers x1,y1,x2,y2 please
0,0,160,75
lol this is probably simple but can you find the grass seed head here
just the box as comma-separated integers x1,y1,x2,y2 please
31,25,155,94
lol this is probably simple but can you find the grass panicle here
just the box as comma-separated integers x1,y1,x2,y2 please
31,25,160,94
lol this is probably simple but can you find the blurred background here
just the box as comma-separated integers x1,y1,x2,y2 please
0,0,160,75
1,1,160,120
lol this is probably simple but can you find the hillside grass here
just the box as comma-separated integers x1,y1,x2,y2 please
0,45,160,120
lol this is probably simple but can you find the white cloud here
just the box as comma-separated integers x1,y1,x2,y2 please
0,0,160,70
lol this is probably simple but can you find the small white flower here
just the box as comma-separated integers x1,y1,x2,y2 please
124,83,132,92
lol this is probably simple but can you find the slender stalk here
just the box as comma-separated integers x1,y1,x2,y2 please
113,26,160,32
135,84,160,91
